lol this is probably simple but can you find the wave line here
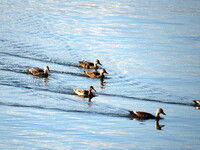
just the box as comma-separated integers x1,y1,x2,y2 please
0,52,77,67
0,102,128,117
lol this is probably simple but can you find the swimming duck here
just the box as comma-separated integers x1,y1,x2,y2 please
129,108,166,119
193,100,200,106
84,69,108,78
26,66,50,77
79,59,102,69
73,86,96,97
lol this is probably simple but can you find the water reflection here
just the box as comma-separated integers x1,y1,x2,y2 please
42,77,48,82
130,118,165,130
155,119,165,130
74,94,94,102
31,75,49,80
42,77,48,87
87,95,93,102
100,77,106,88
30,76,49,86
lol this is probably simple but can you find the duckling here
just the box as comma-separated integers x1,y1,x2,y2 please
73,86,96,97
84,69,108,78
79,59,102,69
129,108,166,119
26,66,50,77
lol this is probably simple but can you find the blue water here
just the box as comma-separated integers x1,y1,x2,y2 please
0,0,200,149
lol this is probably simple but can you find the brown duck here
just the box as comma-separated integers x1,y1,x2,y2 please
129,108,166,119
79,59,102,69
26,66,50,77
73,86,96,97
84,69,108,78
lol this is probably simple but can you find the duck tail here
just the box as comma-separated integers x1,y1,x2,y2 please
26,69,31,73
193,100,198,105
128,111,134,115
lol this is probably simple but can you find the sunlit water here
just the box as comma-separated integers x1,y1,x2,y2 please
0,0,200,149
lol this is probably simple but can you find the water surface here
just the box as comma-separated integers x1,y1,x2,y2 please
0,0,200,149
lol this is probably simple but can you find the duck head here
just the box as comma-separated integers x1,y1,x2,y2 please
155,108,166,118
88,86,96,92
94,59,102,66
100,69,108,75
44,66,50,73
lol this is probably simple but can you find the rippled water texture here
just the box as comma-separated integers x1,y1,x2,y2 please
0,0,200,149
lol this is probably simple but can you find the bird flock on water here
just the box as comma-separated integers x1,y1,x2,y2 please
26,59,200,122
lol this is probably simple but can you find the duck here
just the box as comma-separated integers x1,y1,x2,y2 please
84,69,108,78
26,66,50,77
79,59,102,69
73,86,96,97
193,100,200,106
129,108,166,119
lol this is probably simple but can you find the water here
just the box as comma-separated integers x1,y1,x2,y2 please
0,0,200,149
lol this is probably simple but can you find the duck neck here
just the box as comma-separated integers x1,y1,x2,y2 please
155,113,160,118
94,63,97,68
99,73,104,78
100,72,104,76
88,90,92,96
44,69,48,75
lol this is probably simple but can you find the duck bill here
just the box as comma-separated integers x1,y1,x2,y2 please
105,71,108,74
92,88,96,92
99,62,102,65
162,112,166,115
